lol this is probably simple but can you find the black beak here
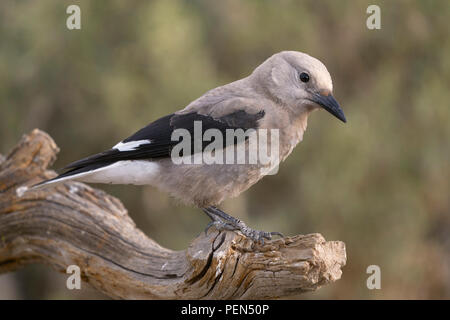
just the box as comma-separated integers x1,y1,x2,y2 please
311,93,346,123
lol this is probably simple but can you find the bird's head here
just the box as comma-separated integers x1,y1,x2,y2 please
253,51,346,123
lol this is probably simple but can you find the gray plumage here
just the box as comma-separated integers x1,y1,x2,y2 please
34,51,346,242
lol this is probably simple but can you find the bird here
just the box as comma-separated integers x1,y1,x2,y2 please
33,51,346,242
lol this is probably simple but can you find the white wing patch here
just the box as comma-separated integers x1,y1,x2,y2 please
113,139,151,151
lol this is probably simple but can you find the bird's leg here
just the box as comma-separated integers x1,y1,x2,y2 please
202,208,237,233
202,206,283,243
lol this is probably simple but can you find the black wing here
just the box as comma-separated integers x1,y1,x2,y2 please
62,110,265,172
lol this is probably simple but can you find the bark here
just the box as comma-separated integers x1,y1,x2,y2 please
0,129,346,299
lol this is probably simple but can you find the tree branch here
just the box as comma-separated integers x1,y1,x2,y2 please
0,129,346,299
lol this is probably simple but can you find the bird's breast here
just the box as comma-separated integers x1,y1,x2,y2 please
278,115,309,161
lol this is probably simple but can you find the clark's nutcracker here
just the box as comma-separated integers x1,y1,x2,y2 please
34,51,346,242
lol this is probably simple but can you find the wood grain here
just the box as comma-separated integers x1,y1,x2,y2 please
0,129,346,299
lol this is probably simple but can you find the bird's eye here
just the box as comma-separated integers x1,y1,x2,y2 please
299,72,310,83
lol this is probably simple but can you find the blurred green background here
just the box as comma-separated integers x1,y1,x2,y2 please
0,0,449,299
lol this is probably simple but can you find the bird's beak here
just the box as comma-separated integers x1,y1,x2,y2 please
311,92,346,123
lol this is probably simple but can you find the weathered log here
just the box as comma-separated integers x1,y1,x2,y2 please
0,129,346,299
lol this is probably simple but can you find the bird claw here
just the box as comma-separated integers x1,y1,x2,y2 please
203,206,284,244
269,231,284,238
242,229,284,245
204,221,215,235
205,219,283,244
204,220,236,235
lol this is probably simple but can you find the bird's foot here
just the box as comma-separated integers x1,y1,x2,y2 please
204,219,236,234
236,224,284,244
203,206,283,244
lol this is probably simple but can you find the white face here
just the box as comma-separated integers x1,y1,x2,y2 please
268,51,333,103
255,51,346,122
287,51,333,92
